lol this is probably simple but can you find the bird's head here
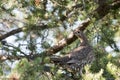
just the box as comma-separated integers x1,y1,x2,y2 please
73,29,84,38
73,29,89,45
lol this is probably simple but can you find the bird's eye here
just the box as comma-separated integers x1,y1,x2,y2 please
77,31,80,33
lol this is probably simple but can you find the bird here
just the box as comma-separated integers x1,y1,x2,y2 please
51,29,95,74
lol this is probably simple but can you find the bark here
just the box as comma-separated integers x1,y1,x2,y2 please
92,1,120,19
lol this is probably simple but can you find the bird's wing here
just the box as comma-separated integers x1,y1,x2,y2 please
51,46,93,65
50,55,71,64
69,45,93,60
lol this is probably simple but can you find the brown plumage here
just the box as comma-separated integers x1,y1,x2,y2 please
51,29,95,73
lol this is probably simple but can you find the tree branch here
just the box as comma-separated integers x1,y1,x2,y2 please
92,1,120,19
31,18,90,59
0,24,48,41
0,1,120,41
0,18,90,61
0,28,23,41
